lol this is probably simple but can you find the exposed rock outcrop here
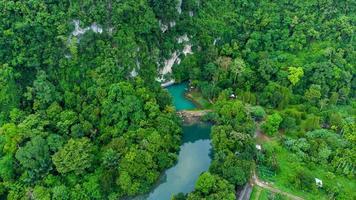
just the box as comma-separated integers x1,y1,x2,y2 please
177,110,211,124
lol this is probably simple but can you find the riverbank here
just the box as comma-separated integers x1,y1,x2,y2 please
184,91,212,109
137,82,213,200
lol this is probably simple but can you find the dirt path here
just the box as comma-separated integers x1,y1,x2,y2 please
254,123,270,142
251,171,304,200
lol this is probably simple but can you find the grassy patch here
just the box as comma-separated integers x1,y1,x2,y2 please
250,186,271,200
250,186,262,200
186,90,212,109
259,189,270,200
257,165,276,182
260,140,356,200
250,185,293,200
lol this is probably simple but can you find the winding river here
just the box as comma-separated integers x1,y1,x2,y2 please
144,83,212,200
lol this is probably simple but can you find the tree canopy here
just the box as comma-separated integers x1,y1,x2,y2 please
0,0,355,199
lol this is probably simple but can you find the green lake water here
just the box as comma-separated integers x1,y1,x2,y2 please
144,83,212,200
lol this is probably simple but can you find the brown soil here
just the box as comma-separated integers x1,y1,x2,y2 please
255,123,271,142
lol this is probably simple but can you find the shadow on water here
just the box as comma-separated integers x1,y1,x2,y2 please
182,123,211,143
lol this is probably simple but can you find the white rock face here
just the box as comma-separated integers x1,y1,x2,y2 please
161,79,175,87
157,51,181,82
130,59,141,77
108,27,114,34
68,20,104,46
72,20,103,37
169,21,176,28
177,34,189,44
177,34,193,55
130,68,138,77
72,20,88,36
162,52,180,75
213,37,221,45
183,44,193,55
136,59,141,68
90,23,103,34
159,20,177,33
177,0,182,14
159,20,168,33
66,20,105,59
157,33,194,82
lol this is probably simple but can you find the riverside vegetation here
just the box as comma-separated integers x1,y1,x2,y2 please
0,1,355,200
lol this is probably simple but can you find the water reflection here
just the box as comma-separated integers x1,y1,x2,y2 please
136,83,212,200
145,124,212,200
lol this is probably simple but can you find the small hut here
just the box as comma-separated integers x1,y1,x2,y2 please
315,178,323,188
255,144,262,151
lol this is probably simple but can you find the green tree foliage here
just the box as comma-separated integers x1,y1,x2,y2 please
256,143,279,172
210,153,253,186
24,70,61,110
32,185,51,200
0,154,14,181
52,138,95,175
0,65,19,124
261,113,283,136
289,168,316,192
149,0,179,23
230,57,246,85
0,0,354,199
284,128,355,177
187,172,235,200
304,84,322,105
250,106,266,121
175,0,354,106
206,98,255,192
117,148,159,195
15,136,52,180
288,67,304,86
259,82,292,109
52,185,70,200
212,98,255,134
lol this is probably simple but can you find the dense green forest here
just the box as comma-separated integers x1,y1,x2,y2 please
0,0,355,200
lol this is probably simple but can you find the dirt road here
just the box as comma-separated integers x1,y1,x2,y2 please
251,171,304,200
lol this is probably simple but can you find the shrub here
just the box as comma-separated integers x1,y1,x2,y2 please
261,113,283,136
250,106,266,121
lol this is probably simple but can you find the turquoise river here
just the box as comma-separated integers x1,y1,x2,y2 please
141,82,212,200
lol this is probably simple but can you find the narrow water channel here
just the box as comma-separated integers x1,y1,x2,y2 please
144,83,212,200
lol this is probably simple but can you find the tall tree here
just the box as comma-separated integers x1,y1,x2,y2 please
52,138,95,175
